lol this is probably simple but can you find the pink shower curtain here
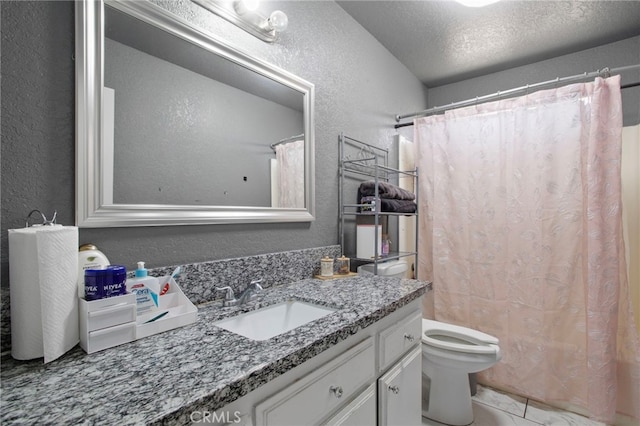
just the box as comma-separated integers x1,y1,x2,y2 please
414,76,640,423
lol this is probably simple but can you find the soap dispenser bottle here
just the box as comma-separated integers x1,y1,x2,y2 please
126,261,161,315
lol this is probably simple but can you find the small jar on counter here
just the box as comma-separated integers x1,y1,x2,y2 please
336,255,350,275
320,256,334,277
84,265,127,301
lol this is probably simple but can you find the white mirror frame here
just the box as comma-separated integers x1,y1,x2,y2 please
75,0,315,227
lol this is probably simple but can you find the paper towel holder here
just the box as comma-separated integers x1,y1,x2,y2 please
25,209,57,227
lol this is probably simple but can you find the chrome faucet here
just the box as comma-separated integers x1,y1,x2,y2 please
237,279,263,305
215,279,263,307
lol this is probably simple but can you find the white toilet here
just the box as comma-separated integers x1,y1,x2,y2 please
421,319,502,426
357,260,408,278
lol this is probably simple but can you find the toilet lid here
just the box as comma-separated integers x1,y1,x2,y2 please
422,319,499,355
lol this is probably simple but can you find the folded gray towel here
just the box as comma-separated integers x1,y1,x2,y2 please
358,181,415,201
359,196,417,214
379,198,417,213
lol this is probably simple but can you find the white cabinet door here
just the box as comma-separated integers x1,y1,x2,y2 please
324,383,376,426
377,346,421,426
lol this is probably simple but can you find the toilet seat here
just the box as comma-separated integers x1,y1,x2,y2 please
422,319,499,355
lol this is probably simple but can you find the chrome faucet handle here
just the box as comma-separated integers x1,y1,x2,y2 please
215,286,237,307
215,286,235,299
249,279,263,290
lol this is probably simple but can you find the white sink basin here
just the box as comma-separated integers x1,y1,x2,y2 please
213,300,336,341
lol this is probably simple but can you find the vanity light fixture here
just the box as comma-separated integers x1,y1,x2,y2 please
455,0,501,7
192,0,288,43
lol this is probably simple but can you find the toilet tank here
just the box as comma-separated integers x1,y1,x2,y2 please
357,260,408,278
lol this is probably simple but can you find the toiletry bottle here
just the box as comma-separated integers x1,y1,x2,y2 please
77,244,110,298
126,261,161,315
382,234,390,256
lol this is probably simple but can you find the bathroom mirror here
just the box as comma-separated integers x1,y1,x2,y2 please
76,0,315,227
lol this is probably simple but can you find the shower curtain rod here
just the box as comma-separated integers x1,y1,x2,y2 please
394,63,640,129
270,133,304,150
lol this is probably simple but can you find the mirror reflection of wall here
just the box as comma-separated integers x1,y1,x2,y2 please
103,4,304,207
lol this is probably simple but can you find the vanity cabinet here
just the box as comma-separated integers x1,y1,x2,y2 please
227,299,423,426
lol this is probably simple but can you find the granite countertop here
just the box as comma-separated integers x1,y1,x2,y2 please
1,276,430,425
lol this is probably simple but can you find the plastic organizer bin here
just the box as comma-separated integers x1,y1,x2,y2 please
135,276,198,340
79,277,197,353
79,293,136,354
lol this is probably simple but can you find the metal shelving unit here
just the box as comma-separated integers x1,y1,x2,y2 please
338,133,418,277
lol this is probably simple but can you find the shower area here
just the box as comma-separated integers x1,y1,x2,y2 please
395,65,640,424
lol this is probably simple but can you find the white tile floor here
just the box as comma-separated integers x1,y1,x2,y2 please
421,385,608,426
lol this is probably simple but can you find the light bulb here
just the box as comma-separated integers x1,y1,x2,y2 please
268,10,288,32
241,0,259,11
233,0,259,15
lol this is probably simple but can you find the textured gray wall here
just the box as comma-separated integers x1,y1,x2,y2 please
0,0,424,282
1,1,77,284
427,36,640,126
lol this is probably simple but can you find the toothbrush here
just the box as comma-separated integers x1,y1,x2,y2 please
160,266,181,296
144,311,169,323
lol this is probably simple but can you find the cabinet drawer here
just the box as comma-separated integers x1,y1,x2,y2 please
379,311,422,371
85,322,136,353
87,302,136,332
255,337,375,426
324,383,376,426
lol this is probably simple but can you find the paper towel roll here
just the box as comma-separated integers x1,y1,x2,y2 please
9,225,79,363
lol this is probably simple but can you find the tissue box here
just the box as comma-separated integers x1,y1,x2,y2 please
79,293,136,354
135,277,198,340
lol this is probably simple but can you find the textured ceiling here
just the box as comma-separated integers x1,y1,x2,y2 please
337,0,640,87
